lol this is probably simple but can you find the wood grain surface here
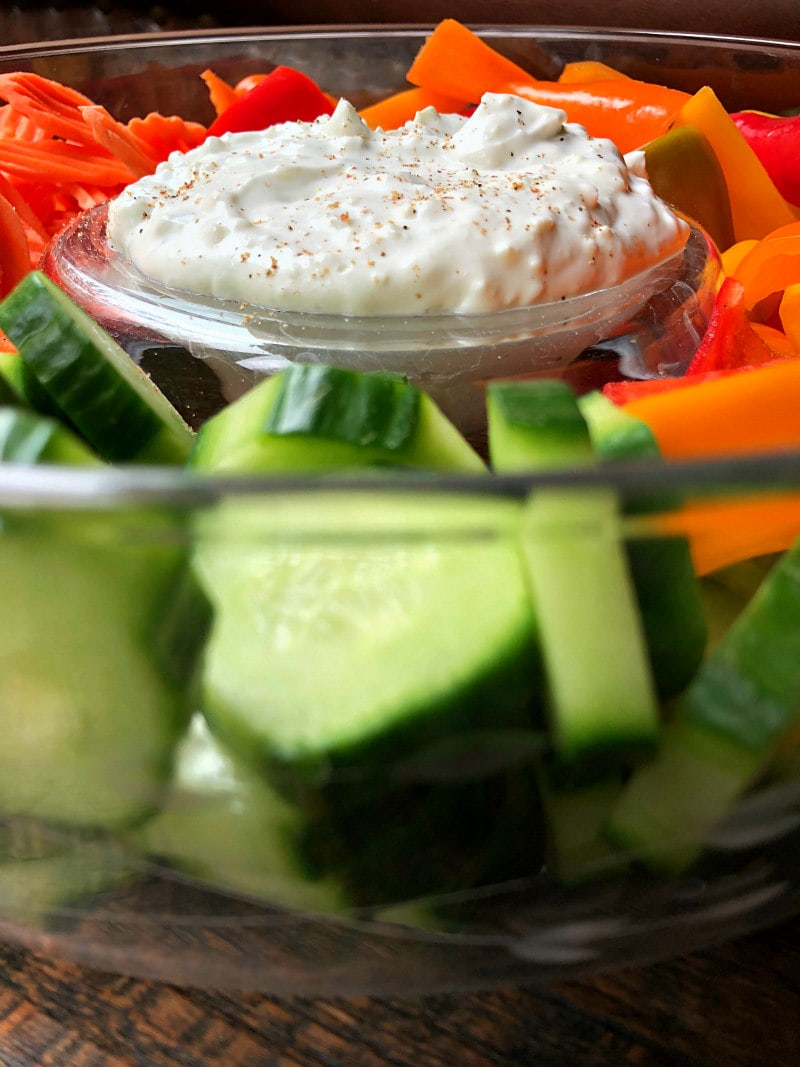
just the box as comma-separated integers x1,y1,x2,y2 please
0,912,798,1067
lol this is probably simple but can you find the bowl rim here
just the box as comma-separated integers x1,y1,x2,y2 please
2,22,800,60
3,451,800,508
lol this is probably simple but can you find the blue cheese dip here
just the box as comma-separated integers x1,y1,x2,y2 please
106,92,689,316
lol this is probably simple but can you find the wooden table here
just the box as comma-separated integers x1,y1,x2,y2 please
0,912,798,1066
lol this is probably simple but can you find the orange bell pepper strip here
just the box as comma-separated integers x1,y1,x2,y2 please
360,87,469,131
721,239,758,278
407,19,539,100
201,69,238,118
779,283,800,350
657,490,800,576
406,20,689,154
752,321,797,357
731,222,800,311
671,87,800,243
558,60,630,83
621,358,800,461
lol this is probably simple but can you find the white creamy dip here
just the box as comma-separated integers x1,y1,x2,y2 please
106,93,688,316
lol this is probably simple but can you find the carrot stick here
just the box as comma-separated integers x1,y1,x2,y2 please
622,359,800,460
360,87,468,130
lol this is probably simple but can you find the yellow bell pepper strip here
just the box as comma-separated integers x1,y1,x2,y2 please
780,283,800,350
686,277,776,374
732,222,800,311
359,87,468,131
406,20,689,154
671,87,800,243
621,357,800,461
731,111,800,206
642,125,735,252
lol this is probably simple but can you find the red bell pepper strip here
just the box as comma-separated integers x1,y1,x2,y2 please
601,368,757,406
731,111,800,207
685,276,776,374
206,66,335,138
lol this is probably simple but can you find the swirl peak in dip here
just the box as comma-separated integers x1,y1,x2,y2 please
105,93,689,316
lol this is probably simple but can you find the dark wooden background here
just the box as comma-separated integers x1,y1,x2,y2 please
0,912,799,1066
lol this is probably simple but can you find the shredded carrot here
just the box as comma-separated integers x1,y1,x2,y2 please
0,71,99,146
0,137,136,186
126,112,206,160
0,190,33,297
81,105,157,179
201,69,238,118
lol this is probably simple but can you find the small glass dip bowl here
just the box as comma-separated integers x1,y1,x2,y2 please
43,201,717,438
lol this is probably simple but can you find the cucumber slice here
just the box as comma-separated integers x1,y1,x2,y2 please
195,492,536,771
0,271,194,465
537,767,628,884
189,363,485,473
0,509,202,829
0,406,102,465
608,538,800,871
579,390,708,697
488,380,660,772
0,348,64,417
136,714,344,912
192,491,542,905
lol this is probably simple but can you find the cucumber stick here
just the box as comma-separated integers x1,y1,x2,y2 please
136,714,344,912
0,510,201,829
195,492,536,771
487,379,659,770
579,390,708,697
608,537,800,872
0,406,102,465
0,271,194,464
189,363,484,473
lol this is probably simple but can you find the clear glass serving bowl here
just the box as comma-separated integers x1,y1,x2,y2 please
2,24,800,997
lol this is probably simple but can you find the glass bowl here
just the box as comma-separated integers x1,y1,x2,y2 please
2,25,800,997
42,205,714,439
